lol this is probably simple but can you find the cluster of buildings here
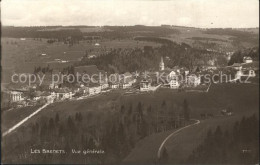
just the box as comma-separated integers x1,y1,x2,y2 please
229,56,258,80
4,57,202,108
139,57,201,91
4,55,258,109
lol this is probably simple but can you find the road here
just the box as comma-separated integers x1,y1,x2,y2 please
157,119,200,158
2,103,50,137
123,119,200,164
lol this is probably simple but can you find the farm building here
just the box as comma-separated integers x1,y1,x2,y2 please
140,79,151,91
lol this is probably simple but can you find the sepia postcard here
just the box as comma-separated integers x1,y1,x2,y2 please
1,0,259,164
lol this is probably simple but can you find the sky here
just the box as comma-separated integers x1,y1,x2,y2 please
1,0,259,28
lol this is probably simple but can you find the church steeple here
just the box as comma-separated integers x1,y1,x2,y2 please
159,56,165,71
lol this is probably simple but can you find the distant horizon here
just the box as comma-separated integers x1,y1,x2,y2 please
2,24,259,29
2,0,259,28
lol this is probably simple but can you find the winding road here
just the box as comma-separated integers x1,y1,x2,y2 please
157,119,200,158
123,119,201,164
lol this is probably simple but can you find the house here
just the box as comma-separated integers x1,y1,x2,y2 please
9,90,24,102
243,56,253,63
88,83,102,95
140,79,151,91
110,82,120,89
169,77,180,89
186,74,201,87
120,81,132,89
109,73,120,89
157,70,177,80
157,69,179,87
51,88,73,100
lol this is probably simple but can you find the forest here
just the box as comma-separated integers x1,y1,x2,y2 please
2,99,191,164
77,42,222,74
185,114,259,164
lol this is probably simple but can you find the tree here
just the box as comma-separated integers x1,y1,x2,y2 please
120,105,125,114
40,122,47,142
67,116,75,133
78,112,83,122
183,99,190,121
58,125,64,137
49,118,55,130
55,113,59,124
88,137,95,148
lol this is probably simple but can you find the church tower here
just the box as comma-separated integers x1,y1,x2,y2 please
159,56,165,71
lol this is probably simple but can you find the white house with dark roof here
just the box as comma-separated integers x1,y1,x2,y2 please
243,56,253,63
169,76,180,89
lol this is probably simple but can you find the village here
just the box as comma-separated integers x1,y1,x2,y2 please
2,54,258,110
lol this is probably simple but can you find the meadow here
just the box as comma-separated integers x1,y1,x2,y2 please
1,37,161,83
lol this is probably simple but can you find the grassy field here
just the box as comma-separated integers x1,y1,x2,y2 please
1,37,161,83
163,26,259,51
